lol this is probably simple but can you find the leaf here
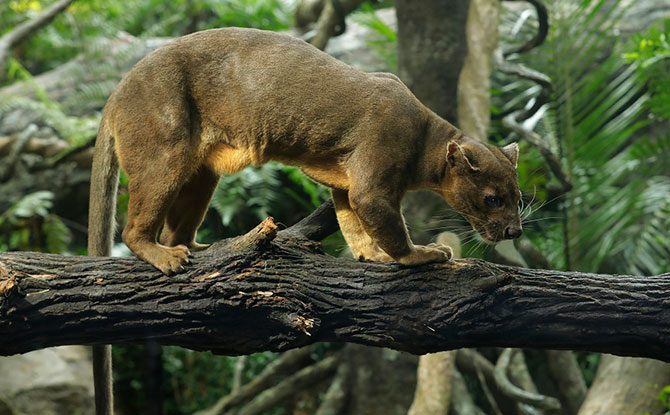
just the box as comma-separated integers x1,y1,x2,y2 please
42,214,72,254
8,191,54,219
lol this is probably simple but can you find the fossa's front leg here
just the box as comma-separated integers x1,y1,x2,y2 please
333,188,452,265
332,189,392,262
349,188,452,265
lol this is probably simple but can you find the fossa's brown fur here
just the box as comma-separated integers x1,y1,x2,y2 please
89,27,522,275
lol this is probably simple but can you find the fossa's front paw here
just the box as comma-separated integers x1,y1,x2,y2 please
397,243,453,266
136,243,191,275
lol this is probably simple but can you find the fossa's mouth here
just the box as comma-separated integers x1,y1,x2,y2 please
470,223,502,244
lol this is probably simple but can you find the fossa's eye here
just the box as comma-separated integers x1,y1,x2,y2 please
485,195,502,208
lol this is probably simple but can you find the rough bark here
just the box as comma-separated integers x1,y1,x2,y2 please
1,214,670,361
577,355,670,415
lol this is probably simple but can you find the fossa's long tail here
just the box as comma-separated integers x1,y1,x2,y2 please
88,116,119,415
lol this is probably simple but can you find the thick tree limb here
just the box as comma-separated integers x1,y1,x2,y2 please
0,0,77,76
1,215,670,360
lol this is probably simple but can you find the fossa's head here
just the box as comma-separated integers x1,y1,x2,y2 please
441,140,522,244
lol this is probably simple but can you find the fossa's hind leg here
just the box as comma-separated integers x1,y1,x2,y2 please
120,135,197,275
332,188,392,262
160,166,220,250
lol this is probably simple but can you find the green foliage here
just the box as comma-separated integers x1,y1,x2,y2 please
352,4,397,71
496,0,670,274
659,384,670,410
0,95,99,144
211,163,283,229
6,58,50,103
1,0,296,81
162,347,236,413
575,352,601,387
2,56,99,144
624,19,670,120
209,162,330,238
206,0,294,31
113,345,283,415
0,191,72,252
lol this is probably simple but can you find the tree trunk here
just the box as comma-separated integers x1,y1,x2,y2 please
1,215,670,361
457,0,500,141
577,355,670,415
545,350,586,415
396,0,470,123
343,345,418,415
407,352,453,415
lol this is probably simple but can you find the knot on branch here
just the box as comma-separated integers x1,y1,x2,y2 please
0,270,17,298
227,217,278,252
294,314,317,337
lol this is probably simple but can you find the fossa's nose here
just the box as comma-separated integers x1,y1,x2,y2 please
504,225,523,239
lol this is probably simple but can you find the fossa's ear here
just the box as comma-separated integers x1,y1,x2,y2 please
501,142,519,168
447,141,479,172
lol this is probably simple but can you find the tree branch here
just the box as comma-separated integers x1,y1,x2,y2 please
193,347,313,415
0,0,77,76
1,216,669,361
306,0,364,50
314,359,349,415
451,368,486,415
0,123,38,182
232,354,339,415
545,350,586,415
494,348,561,412
502,0,549,57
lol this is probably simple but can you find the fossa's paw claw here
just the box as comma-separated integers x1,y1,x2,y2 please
188,242,210,252
427,243,454,259
153,244,191,275
397,244,453,266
